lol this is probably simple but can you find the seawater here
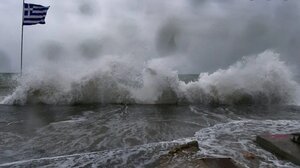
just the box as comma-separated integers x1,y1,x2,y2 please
0,105,300,167
0,52,300,167
1,51,299,106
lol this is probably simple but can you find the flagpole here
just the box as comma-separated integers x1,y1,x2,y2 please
20,0,24,75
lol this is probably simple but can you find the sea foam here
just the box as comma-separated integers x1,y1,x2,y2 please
1,50,299,105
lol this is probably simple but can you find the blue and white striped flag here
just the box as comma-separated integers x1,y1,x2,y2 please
23,3,50,26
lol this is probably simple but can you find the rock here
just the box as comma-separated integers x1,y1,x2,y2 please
242,152,256,160
167,140,199,156
149,141,241,168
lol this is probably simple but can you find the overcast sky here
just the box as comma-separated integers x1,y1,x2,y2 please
0,0,299,74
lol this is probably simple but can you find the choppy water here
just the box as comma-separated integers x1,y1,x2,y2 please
1,51,300,106
0,104,300,167
1,52,300,167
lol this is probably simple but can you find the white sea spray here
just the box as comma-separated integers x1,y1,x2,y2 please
1,51,299,105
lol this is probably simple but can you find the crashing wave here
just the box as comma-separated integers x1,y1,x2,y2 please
1,50,299,105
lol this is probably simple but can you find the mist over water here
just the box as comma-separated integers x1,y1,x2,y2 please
2,0,300,73
1,50,299,105
1,0,300,105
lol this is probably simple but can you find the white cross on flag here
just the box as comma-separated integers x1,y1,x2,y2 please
23,3,50,26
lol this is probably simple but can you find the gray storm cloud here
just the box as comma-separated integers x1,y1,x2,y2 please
0,0,299,74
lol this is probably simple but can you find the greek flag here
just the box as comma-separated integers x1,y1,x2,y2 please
23,3,50,26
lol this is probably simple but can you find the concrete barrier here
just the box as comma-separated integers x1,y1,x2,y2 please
256,134,300,166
